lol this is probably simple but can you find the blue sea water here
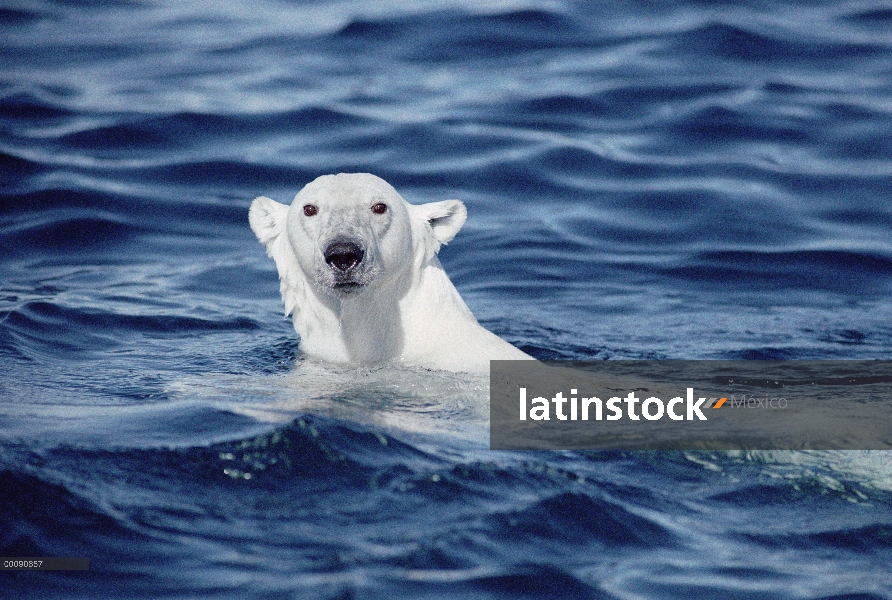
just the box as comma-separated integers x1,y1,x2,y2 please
2,0,892,597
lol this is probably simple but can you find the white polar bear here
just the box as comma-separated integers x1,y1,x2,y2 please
249,173,532,372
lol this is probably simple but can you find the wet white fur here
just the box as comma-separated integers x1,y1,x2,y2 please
249,173,531,372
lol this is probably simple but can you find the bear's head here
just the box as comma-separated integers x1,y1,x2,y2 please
249,173,467,305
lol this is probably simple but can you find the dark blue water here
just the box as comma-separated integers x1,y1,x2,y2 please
2,1,892,597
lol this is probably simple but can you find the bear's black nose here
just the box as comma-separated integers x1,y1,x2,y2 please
324,240,364,272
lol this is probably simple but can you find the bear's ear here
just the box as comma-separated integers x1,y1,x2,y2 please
410,199,467,248
249,196,306,318
249,196,288,246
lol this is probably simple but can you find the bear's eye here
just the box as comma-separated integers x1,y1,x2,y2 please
371,203,387,215
303,204,318,217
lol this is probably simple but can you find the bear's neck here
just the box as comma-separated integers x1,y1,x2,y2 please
296,258,476,365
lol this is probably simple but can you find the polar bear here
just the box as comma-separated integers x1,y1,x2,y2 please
249,173,532,372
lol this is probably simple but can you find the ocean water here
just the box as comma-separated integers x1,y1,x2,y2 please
2,0,892,597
